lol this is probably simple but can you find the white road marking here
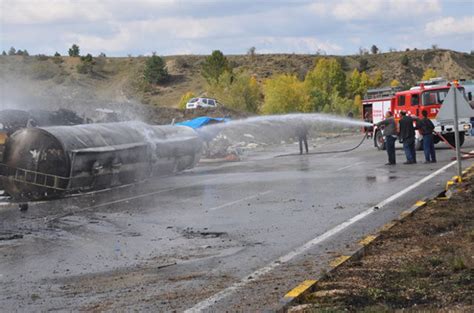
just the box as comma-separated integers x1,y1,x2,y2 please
184,160,457,312
336,162,365,171
208,190,273,211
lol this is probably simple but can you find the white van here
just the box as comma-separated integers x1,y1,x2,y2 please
186,98,218,109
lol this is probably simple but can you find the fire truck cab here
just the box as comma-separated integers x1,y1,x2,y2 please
363,78,472,150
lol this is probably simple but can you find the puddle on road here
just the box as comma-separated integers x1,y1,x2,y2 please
365,175,398,183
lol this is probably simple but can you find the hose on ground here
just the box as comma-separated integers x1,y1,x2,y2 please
434,131,474,160
276,133,368,158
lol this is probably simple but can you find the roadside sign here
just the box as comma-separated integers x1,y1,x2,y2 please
437,86,474,125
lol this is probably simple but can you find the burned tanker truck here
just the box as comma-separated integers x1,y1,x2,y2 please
0,121,203,201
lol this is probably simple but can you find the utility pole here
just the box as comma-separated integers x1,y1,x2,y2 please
452,85,462,180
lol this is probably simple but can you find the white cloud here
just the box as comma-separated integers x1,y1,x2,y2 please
0,0,111,24
257,36,342,54
425,16,474,36
330,0,441,20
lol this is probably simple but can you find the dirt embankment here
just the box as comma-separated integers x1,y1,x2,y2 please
1,50,473,111
291,174,474,312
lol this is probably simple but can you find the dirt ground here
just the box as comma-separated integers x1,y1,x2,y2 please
290,174,474,312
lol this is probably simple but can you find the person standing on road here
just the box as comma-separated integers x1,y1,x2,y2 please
296,123,309,155
375,111,397,165
399,111,417,164
418,109,437,163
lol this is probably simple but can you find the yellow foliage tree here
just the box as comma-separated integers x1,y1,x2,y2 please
207,71,261,112
371,70,383,87
422,68,438,81
353,94,362,116
390,79,400,87
178,91,196,109
262,74,309,114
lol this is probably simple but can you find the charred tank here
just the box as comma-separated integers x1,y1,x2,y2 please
0,121,202,201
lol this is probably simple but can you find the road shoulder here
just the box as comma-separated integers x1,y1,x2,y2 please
286,168,474,312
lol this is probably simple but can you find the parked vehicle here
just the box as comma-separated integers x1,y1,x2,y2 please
186,97,218,109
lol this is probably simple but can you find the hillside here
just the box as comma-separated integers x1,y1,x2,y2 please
0,49,473,123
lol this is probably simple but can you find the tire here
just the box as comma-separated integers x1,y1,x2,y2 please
374,130,386,150
444,132,465,147
415,138,423,151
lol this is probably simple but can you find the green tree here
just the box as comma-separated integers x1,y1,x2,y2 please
358,58,368,71
358,72,370,96
370,45,379,54
68,44,80,57
262,74,309,114
347,69,361,98
1,51,6,56
422,68,438,81
54,52,61,57
178,92,196,110
201,50,230,84
207,71,261,113
144,53,169,84
8,47,16,55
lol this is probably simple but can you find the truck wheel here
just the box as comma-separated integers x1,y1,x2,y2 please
415,138,423,151
444,132,465,147
374,131,386,150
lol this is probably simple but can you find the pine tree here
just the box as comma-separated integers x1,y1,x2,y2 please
68,44,80,57
144,53,169,84
201,50,230,84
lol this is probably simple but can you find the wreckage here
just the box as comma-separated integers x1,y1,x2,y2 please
0,121,202,201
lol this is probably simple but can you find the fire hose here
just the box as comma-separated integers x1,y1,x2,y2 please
276,133,368,157
434,131,474,160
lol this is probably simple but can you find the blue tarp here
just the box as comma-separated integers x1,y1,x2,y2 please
175,116,230,129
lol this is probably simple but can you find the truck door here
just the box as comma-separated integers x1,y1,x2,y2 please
410,93,420,117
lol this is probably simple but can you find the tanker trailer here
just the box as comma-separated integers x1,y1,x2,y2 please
0,121,202,201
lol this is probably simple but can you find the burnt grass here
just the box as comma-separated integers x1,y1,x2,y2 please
295,175,474,312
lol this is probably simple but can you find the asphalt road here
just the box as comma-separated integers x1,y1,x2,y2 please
1,133,473,312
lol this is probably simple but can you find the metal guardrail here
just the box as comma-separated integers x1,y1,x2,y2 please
0,163,69,190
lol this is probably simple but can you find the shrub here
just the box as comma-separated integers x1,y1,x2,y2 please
178,92,196,110
77,54,94,74
401,54,409,66
422,68,438,81
207,71,261,113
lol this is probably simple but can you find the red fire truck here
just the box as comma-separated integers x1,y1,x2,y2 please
363,78,472,150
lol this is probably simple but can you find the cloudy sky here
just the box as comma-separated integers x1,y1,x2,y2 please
1,0,473,56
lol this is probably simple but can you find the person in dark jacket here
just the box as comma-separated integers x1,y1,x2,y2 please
399,111,417,164
418,110,436,163
296,123,309,154
375,111,397,165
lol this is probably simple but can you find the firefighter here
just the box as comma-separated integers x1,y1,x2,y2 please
418,109,436,163
296,123,309,155
399,111,418,164
375,111,397,165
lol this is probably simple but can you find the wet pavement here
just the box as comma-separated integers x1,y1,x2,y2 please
1,134,473,312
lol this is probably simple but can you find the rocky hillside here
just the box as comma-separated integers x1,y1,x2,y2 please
0,49,473,120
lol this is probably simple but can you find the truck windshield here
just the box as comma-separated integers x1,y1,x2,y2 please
422,87,466,106
422,89,448,106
